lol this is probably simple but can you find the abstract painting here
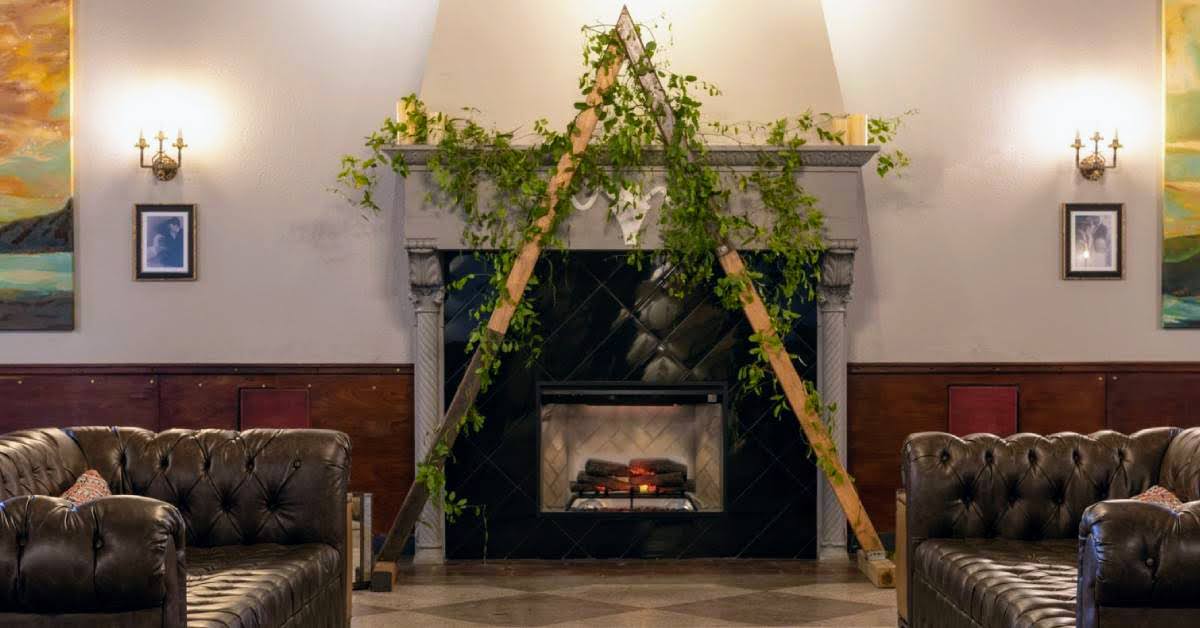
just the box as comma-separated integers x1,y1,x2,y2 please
0,0,72,331
1165,0,1200,327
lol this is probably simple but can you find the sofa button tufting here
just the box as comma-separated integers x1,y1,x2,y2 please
1146,557,1156,568
293,460,301,469
94,537,103,550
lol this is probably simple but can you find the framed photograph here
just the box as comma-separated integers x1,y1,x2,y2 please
134,204,196,281
1063,203,1123,279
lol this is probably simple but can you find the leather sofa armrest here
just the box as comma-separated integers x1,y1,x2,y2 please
1078,500,1200,624
0,495,186,623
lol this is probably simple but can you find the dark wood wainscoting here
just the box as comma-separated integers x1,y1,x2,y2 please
0,364,413,536
849,362,1200,536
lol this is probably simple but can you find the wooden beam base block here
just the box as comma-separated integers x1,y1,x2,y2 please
857,550,896,589
370,561,399,592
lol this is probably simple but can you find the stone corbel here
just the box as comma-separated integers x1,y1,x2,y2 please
408,238,444,314
818,240,856,312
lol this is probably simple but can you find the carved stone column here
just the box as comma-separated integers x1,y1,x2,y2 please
407,238,446,563
816,239,856,560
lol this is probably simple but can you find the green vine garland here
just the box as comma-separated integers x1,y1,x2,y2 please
336,21,911,521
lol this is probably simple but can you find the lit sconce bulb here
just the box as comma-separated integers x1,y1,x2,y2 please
136,126,187,181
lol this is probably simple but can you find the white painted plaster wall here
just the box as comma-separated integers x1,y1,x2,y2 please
2,0,1189,364
824,0,1184,361
1,0,439,362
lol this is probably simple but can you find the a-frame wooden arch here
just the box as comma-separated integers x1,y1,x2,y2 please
372,6,894,591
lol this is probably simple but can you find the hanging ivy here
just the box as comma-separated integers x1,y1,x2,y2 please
336,20,912,521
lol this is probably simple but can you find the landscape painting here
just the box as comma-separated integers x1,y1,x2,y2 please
0,0,73,330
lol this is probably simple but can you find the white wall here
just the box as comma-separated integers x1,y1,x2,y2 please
824,0,1194,361
4,0,1194,365
1,0,439,362
419,0,843,131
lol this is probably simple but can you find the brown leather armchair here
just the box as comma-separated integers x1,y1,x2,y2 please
902,427,1200,628
0,427,351,628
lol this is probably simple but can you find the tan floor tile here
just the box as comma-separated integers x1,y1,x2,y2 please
552,582,756,609
354,584,526,611
413,592,636,626
351,608,483,627
664,591,886,627
801,606,898,627
773,582,898,607
546,607,747,627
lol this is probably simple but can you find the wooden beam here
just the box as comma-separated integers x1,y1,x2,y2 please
857,549,896,588
611,7,894,587
345,499,355,622
374,4,894,590
715,245,885,554
370,18,629,589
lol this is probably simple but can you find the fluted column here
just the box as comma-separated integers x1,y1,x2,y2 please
816,239,856,560
407,239,445,563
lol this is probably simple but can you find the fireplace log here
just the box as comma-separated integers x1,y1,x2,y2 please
573,471,693,491
568,480,697,494
628,458,687,476
584,459,630,477
627,471,686,487
577,471,685,486
571,476,630,492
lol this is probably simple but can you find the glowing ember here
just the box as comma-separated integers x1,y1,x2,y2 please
639,484,653,493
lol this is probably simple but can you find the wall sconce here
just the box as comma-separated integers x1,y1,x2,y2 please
1071,130,1121,181
135,130,187,181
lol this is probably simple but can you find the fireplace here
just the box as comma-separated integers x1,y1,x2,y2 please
399,134,870,561
538,384,725,513
435,251,824,559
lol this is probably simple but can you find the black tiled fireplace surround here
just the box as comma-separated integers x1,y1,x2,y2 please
443,252,819,559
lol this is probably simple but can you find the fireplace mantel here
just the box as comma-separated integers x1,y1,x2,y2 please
394,142,874,562
387,144,878,250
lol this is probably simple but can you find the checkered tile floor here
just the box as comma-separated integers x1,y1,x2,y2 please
352,559,897,627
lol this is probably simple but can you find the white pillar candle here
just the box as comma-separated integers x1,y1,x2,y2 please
427,112,444,145
846,113,868,145
832,116,849,144
395,99,418,144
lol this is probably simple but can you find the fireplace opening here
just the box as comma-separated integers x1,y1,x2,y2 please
538,383,725,514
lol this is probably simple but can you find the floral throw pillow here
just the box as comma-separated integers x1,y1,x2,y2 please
60,469,112,505
1132,485,1184,511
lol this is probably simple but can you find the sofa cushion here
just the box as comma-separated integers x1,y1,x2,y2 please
185,543,339,627
59,469,112,504
914,538,1077,628
1131,485,1185,510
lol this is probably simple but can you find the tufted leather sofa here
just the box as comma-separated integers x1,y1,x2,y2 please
0,427,351,627
903,427,1200,628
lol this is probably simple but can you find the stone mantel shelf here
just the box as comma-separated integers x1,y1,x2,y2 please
385,144,880,169
394,144,877,251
